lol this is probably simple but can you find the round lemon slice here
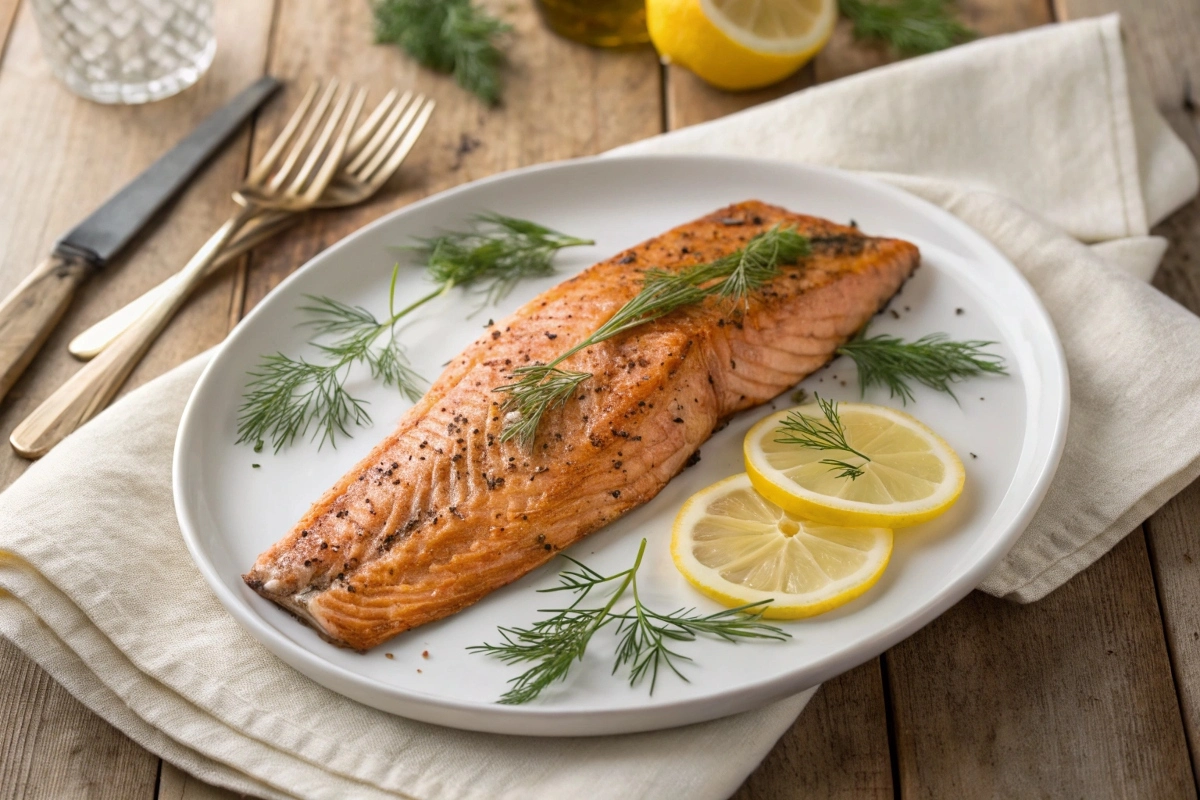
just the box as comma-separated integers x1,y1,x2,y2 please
671,473,892,618
745,402,965,528
647,0,837,91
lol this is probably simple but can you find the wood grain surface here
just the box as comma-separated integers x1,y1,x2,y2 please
0,638,157,800
889,534,1195,798
733,662,894,800
156,763,231,800
0,0,1198,798
0,0,17,55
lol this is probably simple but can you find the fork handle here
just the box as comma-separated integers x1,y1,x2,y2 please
67,211,298,360
10,208,256,459
0,251,94,404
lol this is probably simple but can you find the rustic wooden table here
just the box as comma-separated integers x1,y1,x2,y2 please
0,0,1196,797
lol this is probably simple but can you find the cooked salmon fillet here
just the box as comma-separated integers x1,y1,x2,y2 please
244,201,919,651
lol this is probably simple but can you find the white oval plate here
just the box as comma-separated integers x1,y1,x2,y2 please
175,154,1068,736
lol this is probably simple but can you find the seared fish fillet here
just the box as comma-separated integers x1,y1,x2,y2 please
245,201,919,651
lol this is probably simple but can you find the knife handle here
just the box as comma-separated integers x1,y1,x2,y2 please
0,252,94,403
10,208,253,459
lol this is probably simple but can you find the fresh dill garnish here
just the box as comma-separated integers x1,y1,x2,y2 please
236,286,423,453
837,327,1007,403
373,0,510,105
413,213,594,305
775,394,871,480
238,215,592,452
496,225,810,447
468,539,788,704
838,0,975,55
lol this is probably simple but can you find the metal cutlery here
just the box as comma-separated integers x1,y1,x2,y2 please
67,89,434,360
12,81,433,458
65,211,295,360
0,76,280,404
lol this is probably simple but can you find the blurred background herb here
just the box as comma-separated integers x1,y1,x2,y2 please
838,0,976,55
374,0,510,105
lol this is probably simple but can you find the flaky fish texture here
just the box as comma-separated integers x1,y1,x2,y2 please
244,201,919,651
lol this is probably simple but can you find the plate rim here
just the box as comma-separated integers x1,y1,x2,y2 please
174,153,1070,735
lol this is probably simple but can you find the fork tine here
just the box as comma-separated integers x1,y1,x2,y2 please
345,91,414,176
355,94,425,183
247,82,319,185
299,87,368,203
267,79,339,193
345,89,402,163
286,82,357,197
361,98,435,189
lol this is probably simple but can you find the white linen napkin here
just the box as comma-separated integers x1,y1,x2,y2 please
1,13,1197,800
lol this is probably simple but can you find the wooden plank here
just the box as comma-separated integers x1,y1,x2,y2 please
1147,483,1200,778
959,0,1055,31
241,0,662,312
0,1,276,797
156,763,239,800
888,534,1195,797
733,662,893,800
0,0,18,62
665,65,815,134
1054,0,1200,778
0,638,158,800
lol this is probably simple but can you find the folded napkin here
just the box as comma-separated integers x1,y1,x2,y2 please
2,13,1197,800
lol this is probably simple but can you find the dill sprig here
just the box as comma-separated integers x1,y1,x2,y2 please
373,0,509,105
776,394,871,480
838,0,976,55
496,226,810,447
238,215,591,452
238,274,434,453
469,539,788,704
469,555,631,705
413,213,594,304
837,327,1007,403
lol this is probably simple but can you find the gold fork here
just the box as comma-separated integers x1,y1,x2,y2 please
11,81,380,458
67,89,435,360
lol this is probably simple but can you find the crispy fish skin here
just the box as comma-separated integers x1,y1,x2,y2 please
244,201,919,651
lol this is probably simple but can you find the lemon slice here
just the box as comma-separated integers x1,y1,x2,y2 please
647,0,837,91
671,473,892,618
745,402,965,528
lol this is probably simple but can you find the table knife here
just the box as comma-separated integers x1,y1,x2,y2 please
0,75,281,404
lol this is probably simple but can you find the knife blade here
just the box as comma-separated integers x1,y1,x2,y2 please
0,75,281,404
